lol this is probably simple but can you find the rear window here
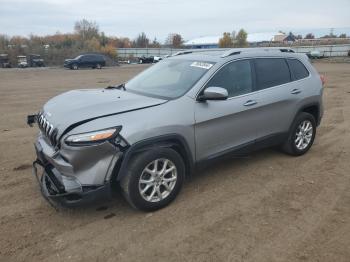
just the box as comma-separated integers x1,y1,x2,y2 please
287,59,309,80
255,58,291,90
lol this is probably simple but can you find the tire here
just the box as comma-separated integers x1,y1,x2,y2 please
120,147,185,211
72,64,78,70
96,63,102,69
282,112,316,156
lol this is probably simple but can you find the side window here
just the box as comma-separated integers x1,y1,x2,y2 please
81,55,88,61
287,59,309,80
206,59,253,97
255,58,291,90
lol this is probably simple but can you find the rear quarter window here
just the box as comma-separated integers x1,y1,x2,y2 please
254,58,291,90
287,59,309,80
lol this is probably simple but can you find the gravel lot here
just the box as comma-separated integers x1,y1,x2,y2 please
0,62,349,262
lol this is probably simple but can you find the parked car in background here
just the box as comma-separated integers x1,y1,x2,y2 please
139,56,154,64
64,54,106,70
28,54,45,67
153,56,162,62
17,56,28,68
306,50,324,59
28,48,324,211
0,54,11,68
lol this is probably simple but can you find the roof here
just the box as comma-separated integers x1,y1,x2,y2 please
169,48,302,62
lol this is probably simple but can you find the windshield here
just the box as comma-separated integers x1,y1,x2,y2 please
125,59,214,99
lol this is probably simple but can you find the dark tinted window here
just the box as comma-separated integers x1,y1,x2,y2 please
88,55,97,61
287,59,309,80
80,55,88,61
206,59,253,97
255,58,291,90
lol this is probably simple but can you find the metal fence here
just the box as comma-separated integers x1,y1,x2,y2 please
117,44,350,58
117,48,185,59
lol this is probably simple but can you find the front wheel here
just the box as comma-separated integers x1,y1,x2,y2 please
120,147,185,211
282,112,316,156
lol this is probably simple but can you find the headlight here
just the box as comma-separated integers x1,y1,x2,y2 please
65,127,121,146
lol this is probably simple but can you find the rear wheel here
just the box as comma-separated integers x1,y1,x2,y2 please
282,112,316,156
120,147,185,211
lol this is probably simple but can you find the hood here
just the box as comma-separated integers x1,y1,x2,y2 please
41,88,167,136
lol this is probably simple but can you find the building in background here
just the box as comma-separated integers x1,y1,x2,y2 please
183,36,221,48
183,32,290,48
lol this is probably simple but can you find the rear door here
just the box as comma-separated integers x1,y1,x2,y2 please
251,57,306,143
79,55,89,67
194,59,261,161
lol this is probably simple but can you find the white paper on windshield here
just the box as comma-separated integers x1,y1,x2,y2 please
190,61,213,70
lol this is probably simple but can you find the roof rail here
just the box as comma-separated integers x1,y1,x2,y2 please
171,51,193,56
221,47,295,58
220,50,242,58
279,48,295,53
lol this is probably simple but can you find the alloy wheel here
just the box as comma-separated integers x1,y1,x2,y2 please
138,158,177,203
295,120,313,150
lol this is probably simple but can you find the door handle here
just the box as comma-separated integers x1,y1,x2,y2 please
244,100,257,106
291,88,301,94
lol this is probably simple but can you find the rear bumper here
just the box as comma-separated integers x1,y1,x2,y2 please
33,160,111,207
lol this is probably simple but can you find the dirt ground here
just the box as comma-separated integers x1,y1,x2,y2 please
0,62,349,262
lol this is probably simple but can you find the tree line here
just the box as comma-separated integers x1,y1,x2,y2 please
1,19,348,65
0,19,185,65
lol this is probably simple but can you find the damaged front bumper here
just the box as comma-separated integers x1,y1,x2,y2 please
32,160,111,207
32,132,124,207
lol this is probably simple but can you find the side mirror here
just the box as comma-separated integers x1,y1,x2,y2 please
198,86,228,101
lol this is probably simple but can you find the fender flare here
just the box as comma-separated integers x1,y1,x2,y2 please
297,102,321,125
115,134,195,181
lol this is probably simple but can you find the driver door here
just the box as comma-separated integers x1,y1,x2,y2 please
194,59,260,161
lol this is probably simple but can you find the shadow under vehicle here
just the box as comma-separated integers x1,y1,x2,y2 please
28,54,45,67
17,55,28,68
0,54,11,68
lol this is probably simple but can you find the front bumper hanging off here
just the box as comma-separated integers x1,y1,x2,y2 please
32,159,112,208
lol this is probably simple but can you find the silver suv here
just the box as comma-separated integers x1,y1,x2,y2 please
28,48,324,211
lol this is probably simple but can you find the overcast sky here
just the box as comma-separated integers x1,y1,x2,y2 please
0,0,349,41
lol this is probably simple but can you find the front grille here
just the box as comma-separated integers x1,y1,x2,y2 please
37,113,58,146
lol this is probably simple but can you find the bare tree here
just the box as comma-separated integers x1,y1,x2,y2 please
304,33,315,39
150,38,161,48
74,19,99,42
165,33,183,48
133,32,149,48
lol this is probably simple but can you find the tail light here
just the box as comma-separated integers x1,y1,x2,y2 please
320,74,326,86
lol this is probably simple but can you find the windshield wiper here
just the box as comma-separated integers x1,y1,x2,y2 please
106,83,126,91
